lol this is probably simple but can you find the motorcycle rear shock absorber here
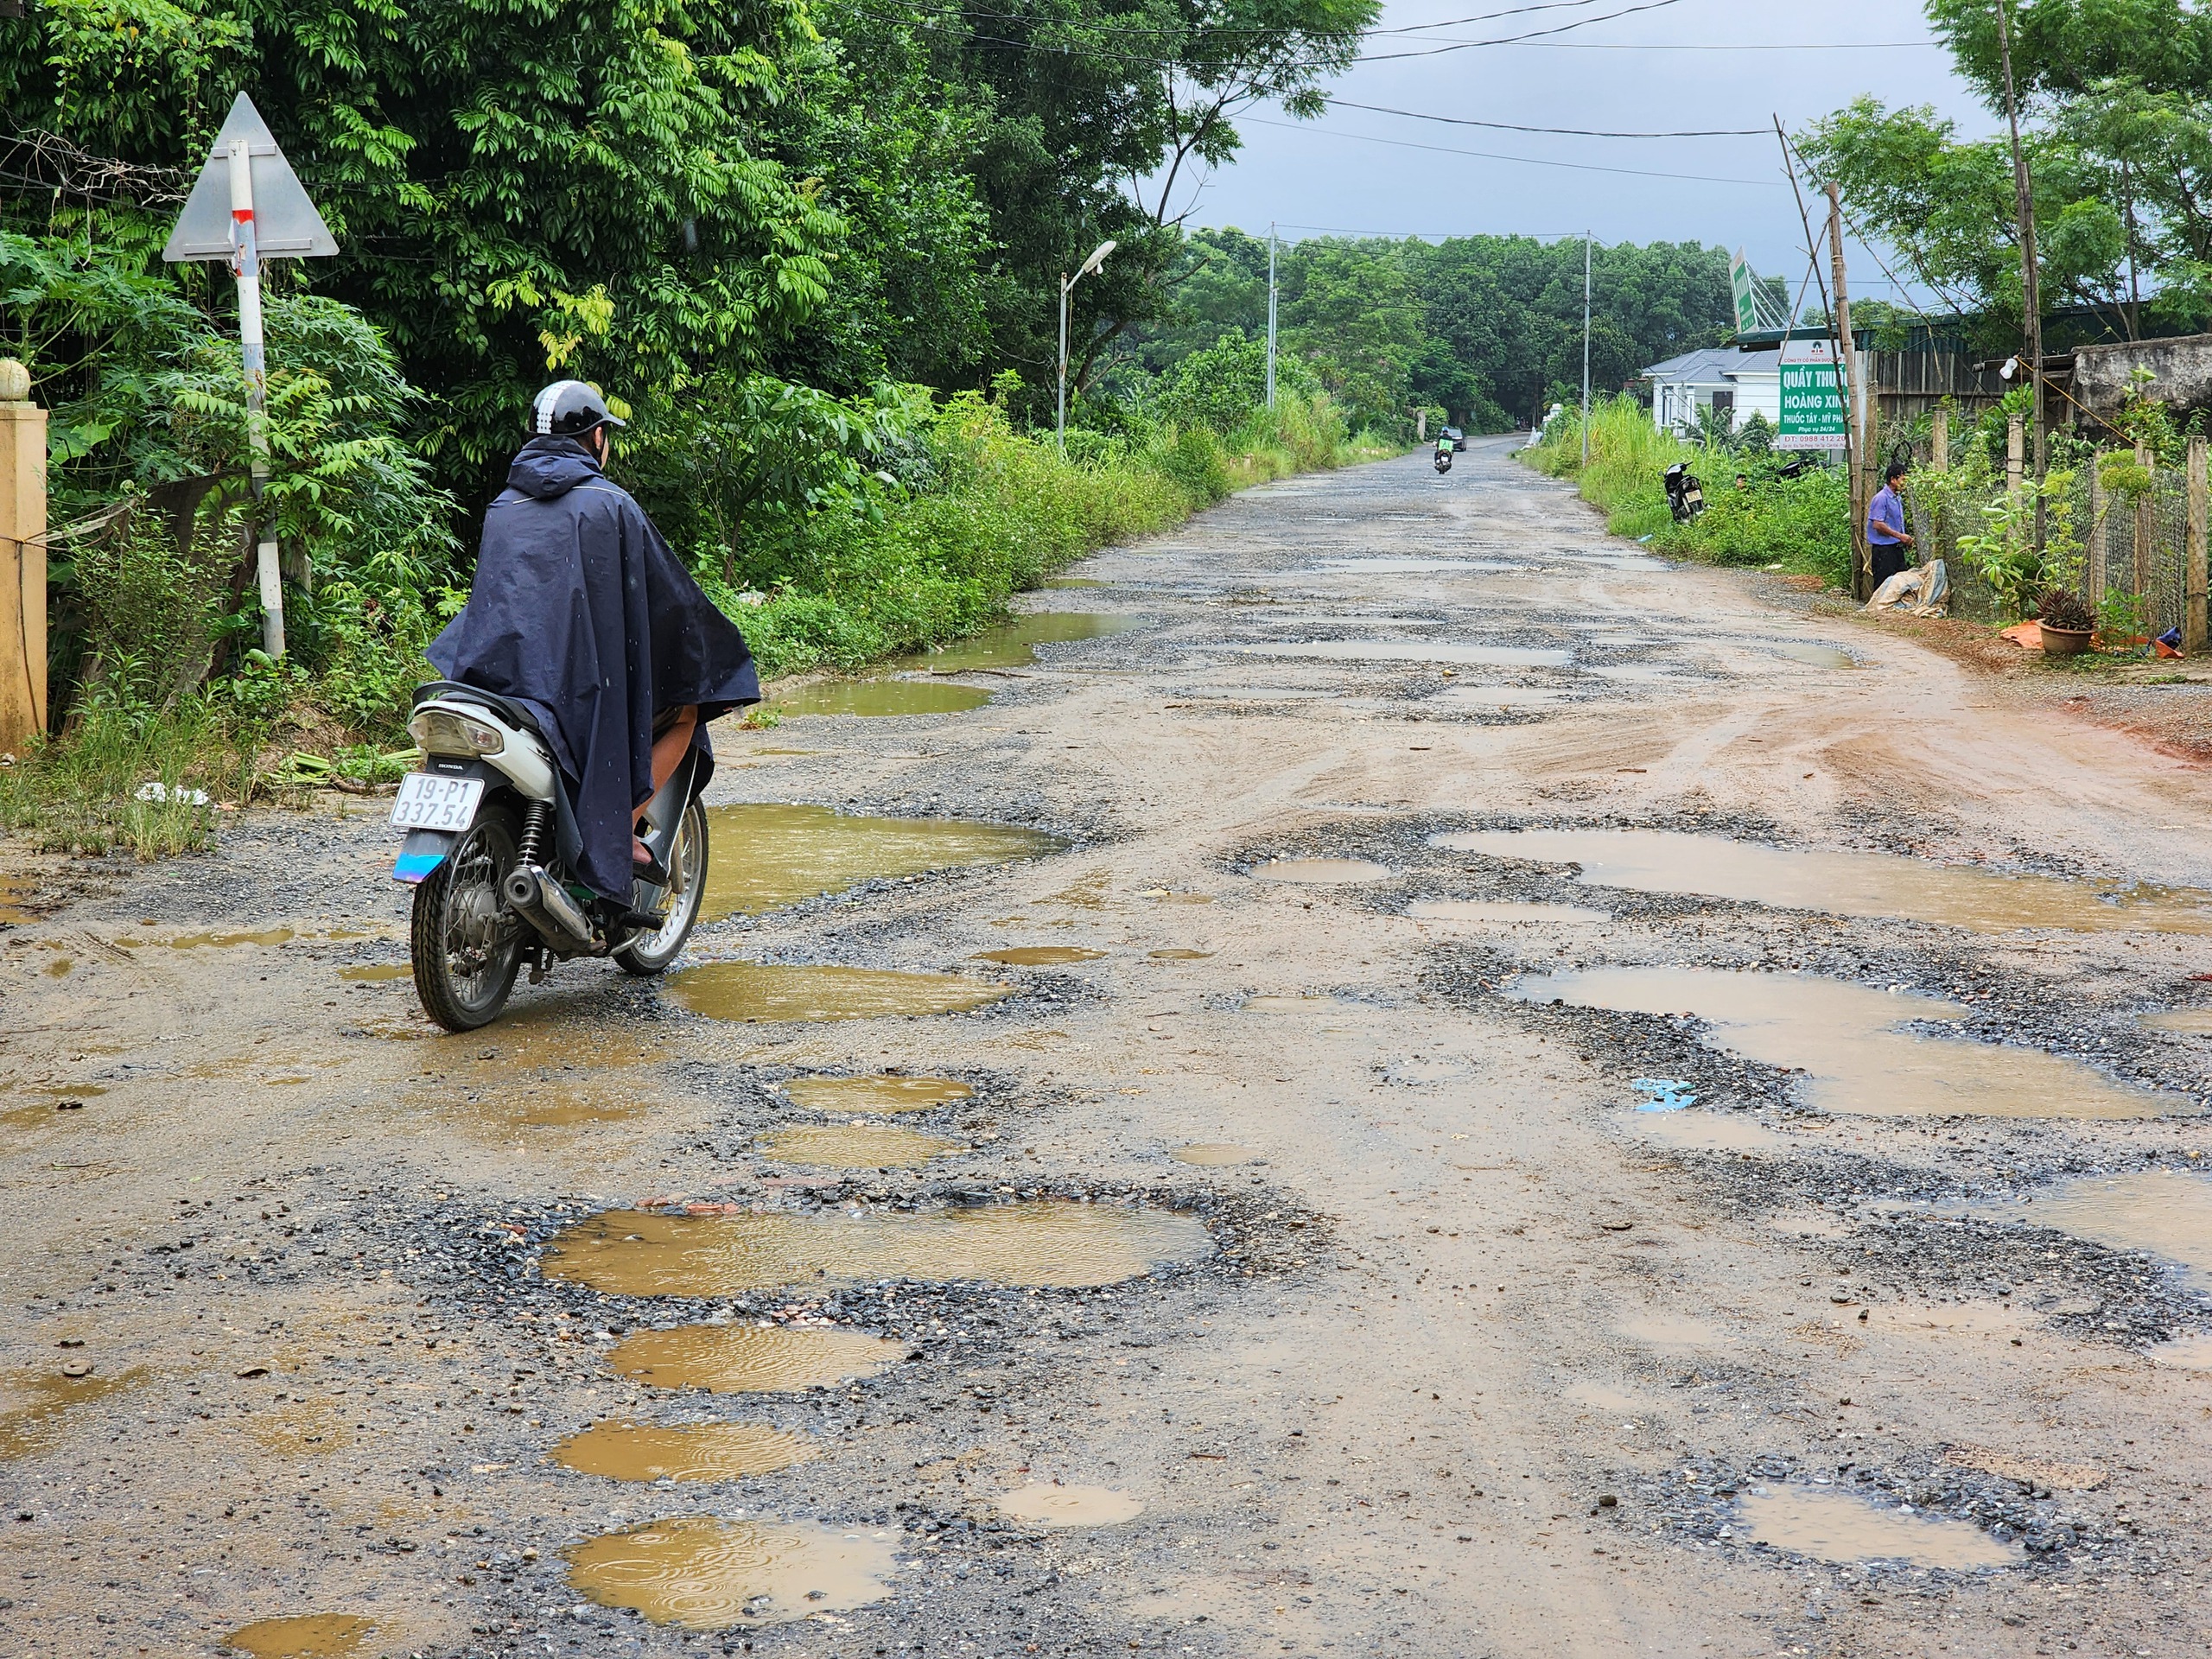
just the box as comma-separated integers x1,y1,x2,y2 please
517,800,551,867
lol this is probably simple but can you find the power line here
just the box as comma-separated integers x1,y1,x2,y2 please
1324,98,1767,138
1241,115,1783,184
1358,0,1684,61
1388,0,1614,33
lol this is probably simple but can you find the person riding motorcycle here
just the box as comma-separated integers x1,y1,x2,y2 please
426,380,760,907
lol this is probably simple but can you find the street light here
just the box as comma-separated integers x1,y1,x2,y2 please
1058,238,1116,451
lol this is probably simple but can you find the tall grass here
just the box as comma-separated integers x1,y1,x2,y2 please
0,697,263,857
1523,395,1852,590
726,388,1383,680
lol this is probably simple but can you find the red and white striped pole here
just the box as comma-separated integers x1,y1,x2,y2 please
228,134,285,657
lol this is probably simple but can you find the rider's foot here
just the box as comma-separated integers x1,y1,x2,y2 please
632,836,652,864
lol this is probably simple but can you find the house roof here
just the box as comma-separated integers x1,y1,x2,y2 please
1643,344,1781,382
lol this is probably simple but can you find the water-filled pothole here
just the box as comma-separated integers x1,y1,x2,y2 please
900,612,1138,671
2139,1009,2212,1033
971,946,1107,965
0,1366,143,1459
1148,949,1214,961
1511,967,2167,1119
699,804,1062,921
1240,641,1573,668
756,1124,961,1168
768,679,993,718
553,1421,817,1481
780,1075,972,1114
1253,858,1393,885
337,963,410,982
1437,827,2212,934
221,1614,378,1658
1735,1485,2021,1568
543,1202,1211,1294
995,1484,1144,1527
609,1325,905,1393
1171,1144,1257,1166
566,1516,894,1627
1978,1170,2212,1290
669,963,1008,1023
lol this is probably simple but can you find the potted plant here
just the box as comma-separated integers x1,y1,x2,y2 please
2037,585,2097,658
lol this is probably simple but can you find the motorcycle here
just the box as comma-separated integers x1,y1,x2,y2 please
390,682,709,1030
1433,442,1454,474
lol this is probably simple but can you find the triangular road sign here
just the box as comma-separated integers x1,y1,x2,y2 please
163,92,338,264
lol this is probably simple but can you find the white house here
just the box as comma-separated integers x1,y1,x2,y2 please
1644,344,1783,435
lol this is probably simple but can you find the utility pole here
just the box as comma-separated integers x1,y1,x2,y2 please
1996,1,2045,483
1826,183,1868,601
1581,231,1592,468
1266,224,1279,410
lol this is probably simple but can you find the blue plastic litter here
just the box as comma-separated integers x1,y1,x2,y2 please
1630,1077,1697,1113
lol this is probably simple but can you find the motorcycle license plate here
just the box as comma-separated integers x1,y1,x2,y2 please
391,772,484,832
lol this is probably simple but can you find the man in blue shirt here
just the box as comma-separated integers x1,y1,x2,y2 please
1867,458,1915,589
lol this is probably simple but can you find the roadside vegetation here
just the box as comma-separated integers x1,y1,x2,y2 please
1522,397,1853,591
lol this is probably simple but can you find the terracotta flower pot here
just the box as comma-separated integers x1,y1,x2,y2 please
2039,624,2094,658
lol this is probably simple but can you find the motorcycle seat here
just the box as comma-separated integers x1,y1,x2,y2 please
413,680,547,741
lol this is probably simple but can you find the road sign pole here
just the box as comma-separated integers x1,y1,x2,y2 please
228,137,284,657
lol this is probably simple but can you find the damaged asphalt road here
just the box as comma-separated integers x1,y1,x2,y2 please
11,436,2212,1656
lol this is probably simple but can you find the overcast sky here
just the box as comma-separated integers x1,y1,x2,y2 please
1184,0,1997,312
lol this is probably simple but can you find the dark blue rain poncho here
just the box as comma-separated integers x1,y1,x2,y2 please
428,436,759,900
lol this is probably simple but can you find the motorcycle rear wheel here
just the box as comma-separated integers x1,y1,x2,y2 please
614,798,708,976
411,807,524,1031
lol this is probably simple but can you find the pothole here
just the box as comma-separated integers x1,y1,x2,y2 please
1251,859,1393,885
699,804,1062,921
668,963,1009,1022
766,679,994,718
541,1201,1213,1294
1510,967,2171,1119
1436,827,2212,935
1735,1484,2022,1569
779,1075,973,1114
551,1421,817,1481
970,946,1108,965
994,1484,1144,1527
607,1325,906,1392
565,1516,895,1627
220,1614,378,1658
756,1124,963,1168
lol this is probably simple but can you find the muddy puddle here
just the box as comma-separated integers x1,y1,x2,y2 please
995,1484,1144,1527
769,678,993,718
1616,1312,1733,1351
971,945,1107,965
0,1365,143,1459
901,612,1138,671
567,1516,894,1627
1512,967,2169,1119
425,1005,665,1071
543,1201,1211,1294
1978,1170,2212,1290
2140,1008,2212,1034
779,1074,972,1114
1408,899,1610,925
1437,827,2212,934
610,1325,906,1393
700,803,1063,921
756,1123,961,1168
1239,640,1573,669
1252,857,1394,885
1149,948,1214,961
1171,1143,1257,1166
337,963,411,982
0,876,32,923
669,963,1008,1023
1768,642,1859,669
1736,1485,2021,1569
554,1421,817,1481
222,1614,379,1658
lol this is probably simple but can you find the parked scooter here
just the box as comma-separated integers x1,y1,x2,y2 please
391,683,708,1030
1662,461,1706,523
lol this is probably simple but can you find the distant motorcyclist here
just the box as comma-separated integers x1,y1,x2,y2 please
1433,429,1456,473
427,380,759,902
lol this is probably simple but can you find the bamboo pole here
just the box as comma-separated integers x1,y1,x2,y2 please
2187,435,2207,655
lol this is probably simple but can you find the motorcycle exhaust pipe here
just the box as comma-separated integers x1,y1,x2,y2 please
503,864,596,950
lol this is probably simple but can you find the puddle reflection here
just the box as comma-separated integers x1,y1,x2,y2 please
900,612,1138,671
1514,967,2170,1119
1737,1485,2021,1568
1980,1170,2212,1290
543,1202,1211,1294
669,963,1008,1023
1440,827,2212,935
566,1516,893,1627
553,1421,817,1481
700,804,1062,921
610,1325,905,1393
768,679,993,718
780,1075,972,1114
971,945,1107,965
